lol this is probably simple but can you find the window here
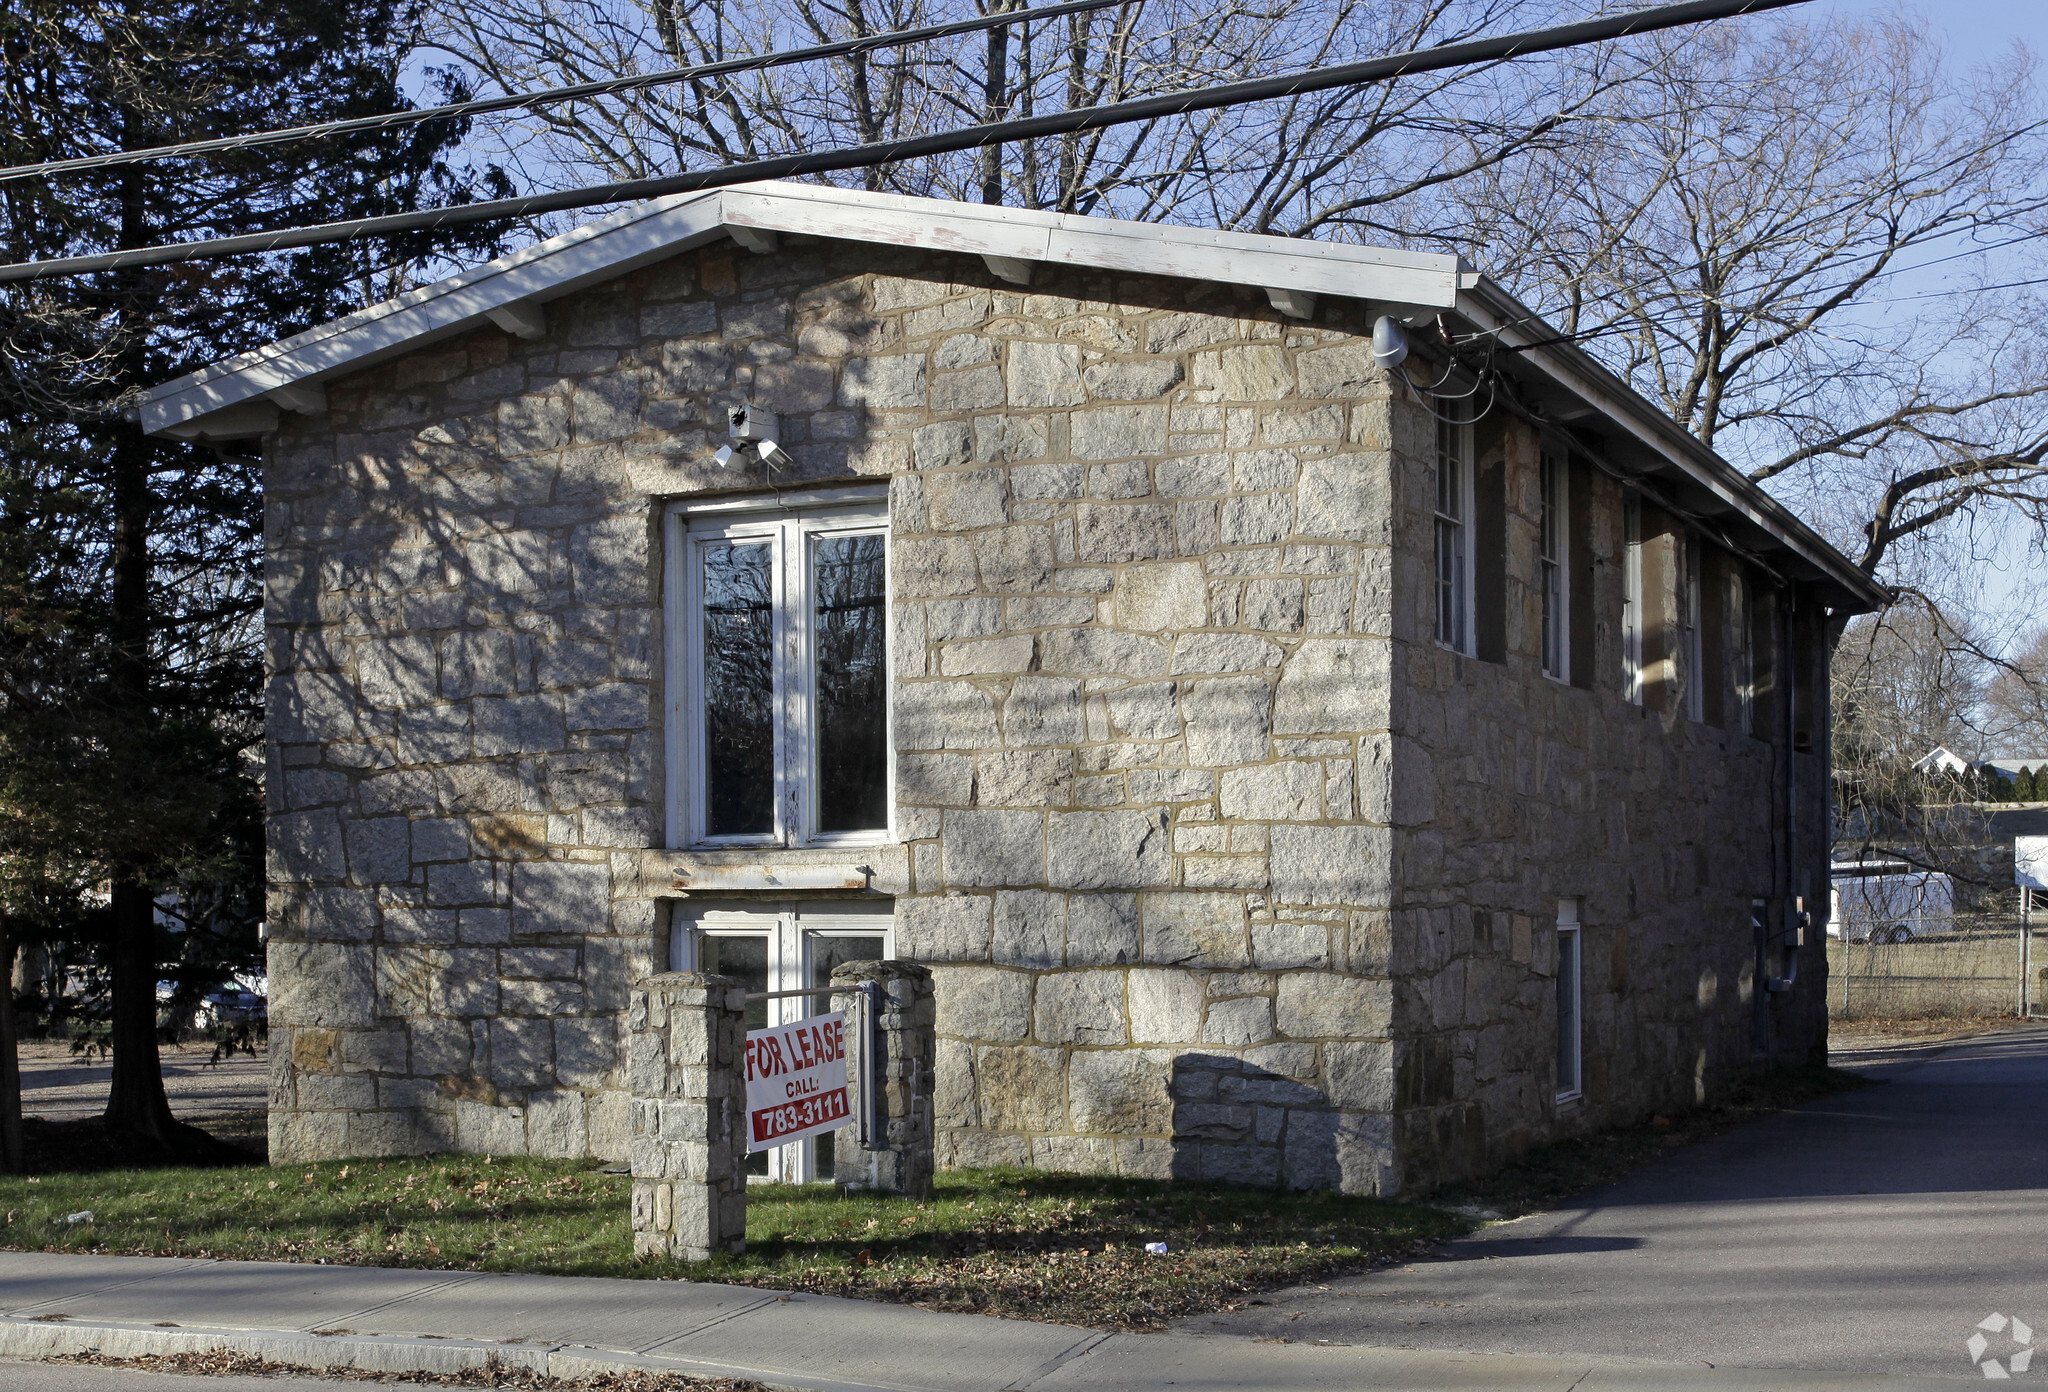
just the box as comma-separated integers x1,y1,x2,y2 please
666,495,889,848
1539,450,1568,682
1434,405,1474,654
1621,495,1643,705
1732,567,1755,736
1680,534,1704,722
1556,900,1582,1102
672,899,892,1182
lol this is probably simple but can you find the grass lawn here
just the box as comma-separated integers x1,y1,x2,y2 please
0,1159,1461,1330
0,1061,1869,1332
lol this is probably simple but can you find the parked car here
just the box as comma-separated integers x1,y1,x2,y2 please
202,989,268,1027
1827,863,1957,944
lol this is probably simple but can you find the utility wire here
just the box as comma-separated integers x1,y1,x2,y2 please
0,0,1813,284
0,0,1124,186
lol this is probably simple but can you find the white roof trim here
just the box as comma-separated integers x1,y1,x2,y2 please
140,179,1878,607
139,181,1466,439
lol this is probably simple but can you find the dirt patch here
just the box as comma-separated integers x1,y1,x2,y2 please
48,1349,765,1390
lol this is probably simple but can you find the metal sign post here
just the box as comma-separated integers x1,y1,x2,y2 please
2016,839,2046,1020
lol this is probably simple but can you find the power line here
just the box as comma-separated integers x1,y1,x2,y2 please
0,0,1813,285
0,0,1124,186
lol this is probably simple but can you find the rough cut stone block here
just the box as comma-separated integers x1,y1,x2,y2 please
1128,967,1203,1042
269,942,377,1028
896,894,993,962
1272,639,1387,736
1034,971,1128,1045
992,889,1065,968
842,354,927,408
1141,891,1249,968
511,859,613,936
271,810,347,882
933,964,1032,1042
1269,824,1391,907
1083,359,1184,400
1116,563,1207,632
1073,503,1175,564
941,809,1045,887
1005,340,1086,407
1070,406,1168,459
1218,761,1324,821
1066,892,1140,966
1046,809,1171,890
897,680,1001,750
1275,972,1392,1039
1068,1048,1171,1134
1182,676,1273,767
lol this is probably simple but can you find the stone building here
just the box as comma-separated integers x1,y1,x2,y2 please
144,183,1885,1193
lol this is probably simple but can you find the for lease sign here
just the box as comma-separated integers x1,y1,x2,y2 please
744,1012,852,1153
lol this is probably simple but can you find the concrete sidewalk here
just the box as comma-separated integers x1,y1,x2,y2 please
0,1250,1979,1390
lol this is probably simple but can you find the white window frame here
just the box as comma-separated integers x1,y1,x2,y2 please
1621,494,1643,705
1555,900,1583,1104
1434,407,1475,656
1681,533,1704,723
665,489,892,850
1732,567,1755,736
670,898,893,1184
1539,449,1569,684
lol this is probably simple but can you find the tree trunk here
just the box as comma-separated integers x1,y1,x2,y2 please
0,924,21,1173
98,84,182,1149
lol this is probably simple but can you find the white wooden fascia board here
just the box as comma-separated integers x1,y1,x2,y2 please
723,184,1460,304
142,194,730,436
719,188,1057,263
1458,283,1884,608
1040,221,1457,306
147,194,696,404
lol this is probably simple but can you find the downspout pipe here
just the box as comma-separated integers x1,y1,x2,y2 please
1765,583,1803,998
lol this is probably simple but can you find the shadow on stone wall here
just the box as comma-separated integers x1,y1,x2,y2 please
1169,1052,1369,1191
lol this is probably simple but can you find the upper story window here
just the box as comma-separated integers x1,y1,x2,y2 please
1434,406,1474,655
1680,533,1704,722
1732,567,1756,736
1621,494,1643,705
666,493,890,848
1539,449,1568,683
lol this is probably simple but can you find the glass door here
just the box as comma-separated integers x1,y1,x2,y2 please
671,899,892,1182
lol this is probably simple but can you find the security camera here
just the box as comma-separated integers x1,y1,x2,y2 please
713,402,792,469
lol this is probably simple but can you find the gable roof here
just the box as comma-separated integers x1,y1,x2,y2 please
139,179,1886,613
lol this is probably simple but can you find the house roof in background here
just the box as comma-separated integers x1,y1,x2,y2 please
138,180,1885,613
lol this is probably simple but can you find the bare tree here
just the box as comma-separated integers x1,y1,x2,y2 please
1986,624,2048,755
1449,14,2048,583
421,0,1628,233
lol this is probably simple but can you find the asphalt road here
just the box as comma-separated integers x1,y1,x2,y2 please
1193,1026,2048,1381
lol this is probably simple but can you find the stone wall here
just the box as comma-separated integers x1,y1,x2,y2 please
263,236,1407,1180
1379,393,1831,1187
262,223,1829,1191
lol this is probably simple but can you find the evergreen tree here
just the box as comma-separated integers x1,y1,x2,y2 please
2020,767,2041,803
0,0,506,1158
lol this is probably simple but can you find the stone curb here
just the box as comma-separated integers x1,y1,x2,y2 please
0,1317,914,1392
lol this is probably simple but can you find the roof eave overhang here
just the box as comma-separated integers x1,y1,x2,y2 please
139,182,1465,441
1457,277,1887,616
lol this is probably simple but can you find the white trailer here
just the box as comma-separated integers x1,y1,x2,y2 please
1828,863,1958,944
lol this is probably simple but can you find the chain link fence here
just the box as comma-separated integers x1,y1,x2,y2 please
1828,912,2042,1022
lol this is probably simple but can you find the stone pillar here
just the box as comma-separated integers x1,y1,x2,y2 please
830,959,935,1198
627,971,747,1260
